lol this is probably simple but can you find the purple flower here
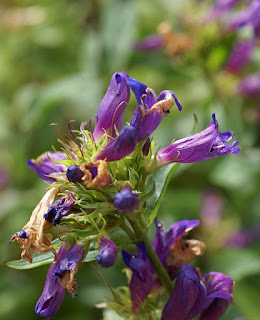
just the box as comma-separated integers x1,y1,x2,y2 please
156,114,240,166
44,193,75,226
94,125,138,162
95,78,182,162
205,0,240,21
134,34,164,51
238,73,260,97
96,236,118,268
162,265,234,320
27,152,66,182
93,72,130,141
114,188,140,213
161,265,201,320
66,165,84,183
201,190,223,228
225,40,255,74
152,220,202,279
128,78,182,142
35,242,68,319
44,193,76,226
54,242,85,297
122,242,153,312
228,0,260,36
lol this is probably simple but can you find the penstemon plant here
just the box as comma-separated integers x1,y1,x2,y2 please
7,72,240,320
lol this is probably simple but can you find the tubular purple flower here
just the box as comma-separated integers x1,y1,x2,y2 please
114,189,140,213
54,242,85,297
94,125,138,162
93,72,130,141
44,193,75,226
156,114,240,166
238,73,260,97
205,0,240,22
152,220,201,277
27,152,66,182
161,265,201,320
122,242,153,312
162,265,234,320
225,40,255,74
96,236,118,268
134,34,164,51
66,165,84,183
35,242,68,319
127,78,182,142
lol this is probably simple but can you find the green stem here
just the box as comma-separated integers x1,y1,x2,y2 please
128,218,173,295
120,219,136,240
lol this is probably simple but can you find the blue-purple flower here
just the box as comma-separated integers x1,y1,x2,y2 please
66,165,84,183
152,220,204,280
93,72,130,141
94,125,138,162
95,78,182,162
134,34,164,51
225,40,255,74
96,236,118,268
27,152,66,182
35,242,68,319
53,242,85,296
238,72,260,97
228,0,260,37
114,188,140,213
122,242,153,312
156,114,240,166
162,265,234,320
44,193,75,226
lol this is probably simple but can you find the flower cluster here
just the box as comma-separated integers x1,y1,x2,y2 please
8,71,239,319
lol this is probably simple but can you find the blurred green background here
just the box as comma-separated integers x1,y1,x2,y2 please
1,0,259,319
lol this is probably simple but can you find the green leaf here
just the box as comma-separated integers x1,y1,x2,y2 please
146,163,180,225
82,250,99,262
5,251,56,270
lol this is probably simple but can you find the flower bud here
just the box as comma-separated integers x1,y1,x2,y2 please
114,189,140,213
96,236,118,268
66,165,84,183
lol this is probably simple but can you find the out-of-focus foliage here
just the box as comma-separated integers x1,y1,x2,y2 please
0,0,259,319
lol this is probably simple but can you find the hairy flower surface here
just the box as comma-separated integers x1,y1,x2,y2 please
27,152,66,182
157,114,240,166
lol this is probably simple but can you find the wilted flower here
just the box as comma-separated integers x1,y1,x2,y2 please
238,73,260,97
156,114,240,166
93,72,130,141
54,242,85,296
225,40,255,73
152,219,204,279
122,242,153,312
162,265,234,320
44,193,75,226
27,152,66,182
9,188,59,262
35,242,68,319
96,236,118,268
80,160,111,187
114,188,140,213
